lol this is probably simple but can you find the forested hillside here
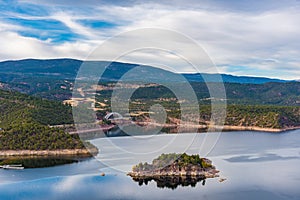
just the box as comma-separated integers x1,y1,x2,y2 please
0,89,84,151
0,89,73,129
96,84,300,130
0,123,84,150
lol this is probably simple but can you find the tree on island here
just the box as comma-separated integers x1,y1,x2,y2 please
131,153,213,173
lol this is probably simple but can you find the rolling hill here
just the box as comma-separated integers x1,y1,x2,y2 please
0,59,290,84
0,59,297,104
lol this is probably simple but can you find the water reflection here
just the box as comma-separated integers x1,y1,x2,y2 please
104,126,129,137
131,176,206,190
0,155,90,168
104,125,163,137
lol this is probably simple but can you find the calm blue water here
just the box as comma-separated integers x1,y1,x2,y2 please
1,130,300,200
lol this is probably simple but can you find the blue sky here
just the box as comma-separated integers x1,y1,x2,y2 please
0,0,300,80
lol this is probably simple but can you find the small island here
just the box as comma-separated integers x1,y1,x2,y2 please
128,153,219,181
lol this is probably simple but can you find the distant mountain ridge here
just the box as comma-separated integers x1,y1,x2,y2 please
183,73,288,84
0,58,291,84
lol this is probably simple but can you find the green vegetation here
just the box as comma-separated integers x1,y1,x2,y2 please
154,153,211,168
0,89,85,151
0,123,84,150
225,105,300,128
0,89,73,129
95,82,300,107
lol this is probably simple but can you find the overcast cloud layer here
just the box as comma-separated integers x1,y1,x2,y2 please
0,0,300,79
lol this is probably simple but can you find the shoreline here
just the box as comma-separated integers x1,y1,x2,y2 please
214,125,300,133
134,121,300,133
0,149,94,157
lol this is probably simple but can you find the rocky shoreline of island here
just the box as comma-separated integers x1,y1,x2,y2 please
128,167,219,179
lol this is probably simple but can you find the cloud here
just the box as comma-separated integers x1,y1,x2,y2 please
50,12,98,40
0,26,94,60
0,1,300,79
88,4,300,79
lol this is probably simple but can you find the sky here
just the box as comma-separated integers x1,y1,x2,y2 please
0,0,300,80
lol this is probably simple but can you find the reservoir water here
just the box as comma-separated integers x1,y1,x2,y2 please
0,130,300,200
